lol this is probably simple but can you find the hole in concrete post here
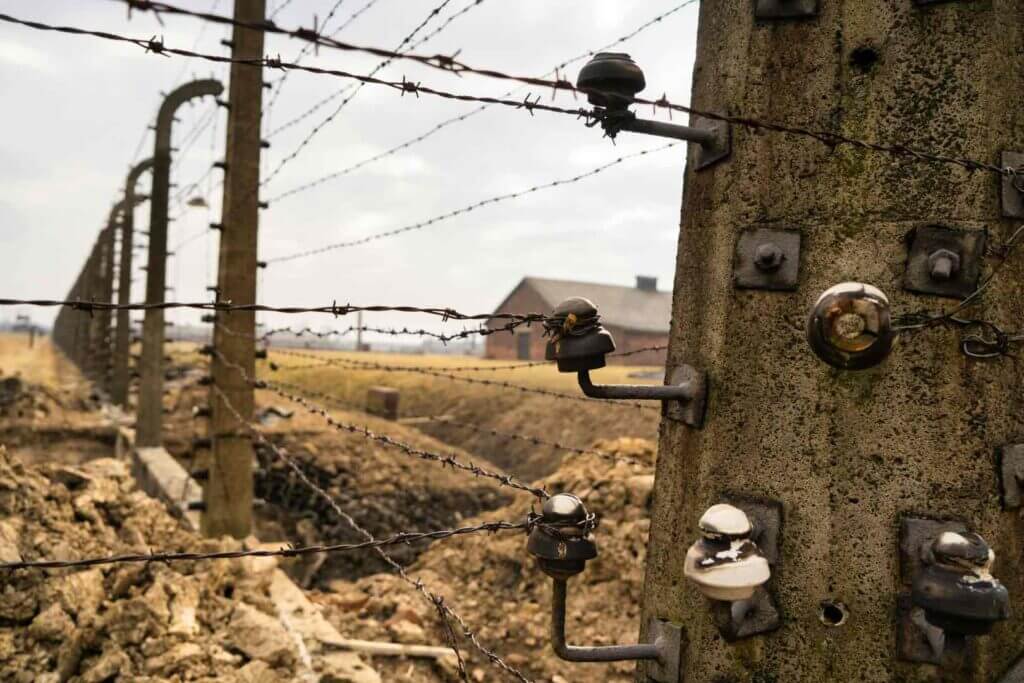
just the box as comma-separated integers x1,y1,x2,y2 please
819,600,849,627
850,46,880,73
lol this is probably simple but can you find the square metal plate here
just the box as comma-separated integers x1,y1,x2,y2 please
896,516,969,664
693,119,731,171
999,444,1024,509
999,655,1024,682
645,618,684,683
755,0,819,19
734,228,801,291
1001,151,1024,219
903,225,987,299
664,365,708,429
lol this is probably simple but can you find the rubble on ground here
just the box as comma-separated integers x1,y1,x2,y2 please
0,448,369,683
315,437,656,683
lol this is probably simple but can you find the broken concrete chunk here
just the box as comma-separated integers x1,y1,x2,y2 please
0,521,21,563
227,603,297,668
28,603,74,642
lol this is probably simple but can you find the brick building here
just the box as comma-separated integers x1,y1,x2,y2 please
485,276,670,366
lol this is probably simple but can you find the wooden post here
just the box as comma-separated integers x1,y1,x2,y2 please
203,0,266,538
136,79,223,448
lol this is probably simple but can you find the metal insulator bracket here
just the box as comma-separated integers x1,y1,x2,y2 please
755,0,819,19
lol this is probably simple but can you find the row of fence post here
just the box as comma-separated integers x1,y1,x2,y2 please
49,0,263,540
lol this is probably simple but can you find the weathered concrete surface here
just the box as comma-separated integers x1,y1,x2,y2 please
641,1,1024,682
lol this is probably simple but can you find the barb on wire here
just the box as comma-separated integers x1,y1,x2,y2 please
266,142,677,261
212,385,533,682
268,0,698,203
0,519,546,571
116,0,1017,181
259,0,466,188
212,348,550,497
0,298,549,324
265,0,375,124
268,348,661,413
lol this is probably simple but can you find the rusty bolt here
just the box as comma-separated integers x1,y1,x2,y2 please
753,242,785,271
927,249,960,281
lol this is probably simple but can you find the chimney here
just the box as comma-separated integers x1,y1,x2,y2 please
636,276,657,292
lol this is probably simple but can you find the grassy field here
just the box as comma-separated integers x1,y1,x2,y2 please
261,347,664,480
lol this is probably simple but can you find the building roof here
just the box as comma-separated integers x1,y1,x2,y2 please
495,276,672,334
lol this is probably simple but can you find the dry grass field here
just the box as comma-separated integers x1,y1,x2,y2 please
262,347,664,480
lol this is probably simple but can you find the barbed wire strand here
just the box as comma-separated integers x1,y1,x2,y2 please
267,348,662,413
262,0,698,203
266,142,677,259
213,348,550,496
212,383,532,682
6,9,1007,193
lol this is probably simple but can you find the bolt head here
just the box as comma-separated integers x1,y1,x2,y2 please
753,243,785,271
927,249,961,281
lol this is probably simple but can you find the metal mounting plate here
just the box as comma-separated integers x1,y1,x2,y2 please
897,516,968,664
733,228,801,291
708,495,783,640
644,618,683,683
755,0,819,19
1001,151,1024,219
999,444,1024,509
665,364,708,429
999,655,1024,682
903,225,987,299
693,119,731,171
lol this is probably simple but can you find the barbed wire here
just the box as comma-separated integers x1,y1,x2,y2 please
0,299,550,324
265,0,697,203
266,142,677,259
264,0,460,138
0,519,546,571
893,224,1024,358
268,348,662,413
264,0,364,127
6,9,1016,188
226,319,544,344
267,0,297,20
212,348,550,496
212,383,532,682
258,0,471,188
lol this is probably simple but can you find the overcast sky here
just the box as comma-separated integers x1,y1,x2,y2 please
0,0,699,344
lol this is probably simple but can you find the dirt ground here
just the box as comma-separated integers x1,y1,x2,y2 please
0,333,660,682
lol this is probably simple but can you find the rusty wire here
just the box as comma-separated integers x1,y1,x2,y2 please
264,0,471,138
264,0,374,124
0,519,542,571
893,224,1024,358
213,349,550,497
266,0,698,203
224,319,545,344
268,348,662,413
266,142,678,259
0,298,549,324
111,0,1017,182
7,8,1009,190
212,384,533,682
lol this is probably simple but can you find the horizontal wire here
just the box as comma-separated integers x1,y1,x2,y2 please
212,350,549,497
266,0,698,203
0,519,534,571
259,0,462,187
265,142,678,260
267,348,661,413
109,0,1018,182
211,383,532,682
0,299,549,323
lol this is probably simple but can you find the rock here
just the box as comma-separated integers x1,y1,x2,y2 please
235,661,282,683
325,583,370,612
0,521,21,563
51,569,104,617
145,642,204,676
386,619,426,645
226,603,297,668
80,646,130,683
28,604,74,641
318,651,382,683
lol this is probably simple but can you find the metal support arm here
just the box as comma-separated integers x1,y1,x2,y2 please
577,365,708,428
620,117,716,146
600,111,731,169
551,579,664,663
